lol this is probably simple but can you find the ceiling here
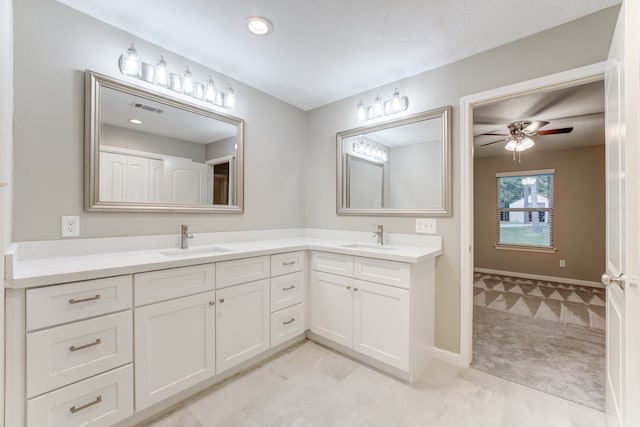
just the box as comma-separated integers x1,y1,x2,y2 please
473,80,605,157
56,0,619,111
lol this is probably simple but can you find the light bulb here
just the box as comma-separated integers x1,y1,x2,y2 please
182,66,193,96
391,88,402,112
154,55,168,87
357,100,366,121
120,43,140,77
374,94,383,117
225,84,236,109
206,76,216,102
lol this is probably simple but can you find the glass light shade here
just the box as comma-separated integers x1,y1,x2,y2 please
391,88,402,112
225,84,236,109
121,43,140,77
182,66,193,96
154,55,168,87
520,137,535,151
374,94,383,117
357,100,366,121
193,83,204,100
504,139,517,151
206,76,216,102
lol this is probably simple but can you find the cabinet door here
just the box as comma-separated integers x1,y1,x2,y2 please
134,291,216,411
353,280,409,370
310,271,353,348
125,155,150,202
99,152,126,202
216,279,270,372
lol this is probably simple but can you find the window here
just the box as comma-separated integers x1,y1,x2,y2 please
496,170,555,251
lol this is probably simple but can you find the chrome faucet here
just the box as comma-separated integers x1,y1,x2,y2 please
181,224,194,249
372,225,384,246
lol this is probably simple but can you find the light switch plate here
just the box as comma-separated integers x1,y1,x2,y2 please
61,216,80,237
416,218,436,234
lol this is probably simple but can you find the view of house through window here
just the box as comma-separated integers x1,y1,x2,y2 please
496,170,555,249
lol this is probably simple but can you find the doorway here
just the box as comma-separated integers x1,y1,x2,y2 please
459,62,608,408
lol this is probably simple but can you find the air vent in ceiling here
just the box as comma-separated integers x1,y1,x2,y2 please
131,102,164,114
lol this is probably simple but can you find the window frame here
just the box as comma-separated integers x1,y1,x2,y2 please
495,169,557,253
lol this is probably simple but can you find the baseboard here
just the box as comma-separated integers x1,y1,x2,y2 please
432,346,468,368
474,268,603,289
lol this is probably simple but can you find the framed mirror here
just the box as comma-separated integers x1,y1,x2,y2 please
85,70,244,213
337,106,451,216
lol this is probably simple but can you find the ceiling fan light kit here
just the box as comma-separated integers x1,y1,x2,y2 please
480,120,574,162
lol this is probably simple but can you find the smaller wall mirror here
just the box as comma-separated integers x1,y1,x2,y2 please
337,106,451,216
85,70,244,213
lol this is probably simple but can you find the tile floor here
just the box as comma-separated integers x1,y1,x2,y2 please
140,340,605,427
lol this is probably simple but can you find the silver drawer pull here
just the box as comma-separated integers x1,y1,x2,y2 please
69,338,102,352
68,294,101,304
282,261,296,266
283,318,296,325
282,285,296,291
70,395,102,414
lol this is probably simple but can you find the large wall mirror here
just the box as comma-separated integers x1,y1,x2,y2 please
337,106,451,216
85,70,244,212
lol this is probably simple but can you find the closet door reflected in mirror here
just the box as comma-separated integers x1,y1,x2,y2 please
85,70,244,213
337,106,451,216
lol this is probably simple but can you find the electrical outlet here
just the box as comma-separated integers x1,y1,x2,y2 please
560,260,566,268
416,218,436,234
61,216,80,237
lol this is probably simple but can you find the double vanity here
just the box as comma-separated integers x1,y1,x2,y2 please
4,229,441,427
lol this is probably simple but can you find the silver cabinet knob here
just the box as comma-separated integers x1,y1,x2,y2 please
209,301,215,306
219,298,225,303
354,287,359,292
601,273,625,290
346,286,351,290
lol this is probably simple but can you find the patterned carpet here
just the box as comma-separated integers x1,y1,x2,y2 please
473,272,606,330
472,272,606,410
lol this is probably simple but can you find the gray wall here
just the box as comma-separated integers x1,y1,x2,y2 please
305,8,618,352
0,0,12,419
101,124,207,163
206,136,237,161
13,0,307,240
389,141,442,208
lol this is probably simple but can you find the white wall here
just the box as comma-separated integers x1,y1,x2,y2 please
12,0,307,241
0,0,12,420
306,7,619,352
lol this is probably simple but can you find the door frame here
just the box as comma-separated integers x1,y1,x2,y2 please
458,61,607,365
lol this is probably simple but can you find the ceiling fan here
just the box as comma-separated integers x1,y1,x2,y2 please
479,120,573,161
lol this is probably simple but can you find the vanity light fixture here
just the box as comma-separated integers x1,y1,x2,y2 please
117,42,237,110
352,137,388,163
356,88,409,122
246,16,273,35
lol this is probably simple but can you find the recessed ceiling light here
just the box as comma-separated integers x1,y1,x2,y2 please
130,119,143,125
246,16,273,35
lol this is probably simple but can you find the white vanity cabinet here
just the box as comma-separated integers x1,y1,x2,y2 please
133,264,216,411
310,251,434,381
270,251,306,347
215,256,271,372
24,276,134,427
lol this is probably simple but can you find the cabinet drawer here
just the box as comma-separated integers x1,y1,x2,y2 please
271,303,305,347
27,311,133,398
26,365,134,427
270,271,305,312
26,276,132,331
216,256,270,289
311,252,353,277
354,257,410,289
135,263,215,306
270,251,304,277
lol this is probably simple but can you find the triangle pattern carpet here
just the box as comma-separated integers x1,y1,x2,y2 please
472,273,605,411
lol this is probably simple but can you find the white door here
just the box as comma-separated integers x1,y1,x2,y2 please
163,157,208,204
353,280,409,370
125,155,150,202
134,291,216,411
99,152,126,202
603,2,640,425
216,279,270,373
310,271,353,347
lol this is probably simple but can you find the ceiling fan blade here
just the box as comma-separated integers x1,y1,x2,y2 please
476,132,509,137
523,120,549,133
480,139,506,147
537,127,574,135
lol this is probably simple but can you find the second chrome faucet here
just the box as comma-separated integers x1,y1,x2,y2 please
181,224,194,249
372,224,384,246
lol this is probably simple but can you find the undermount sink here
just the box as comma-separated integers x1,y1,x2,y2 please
158,246,232,257
341,243,394,251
